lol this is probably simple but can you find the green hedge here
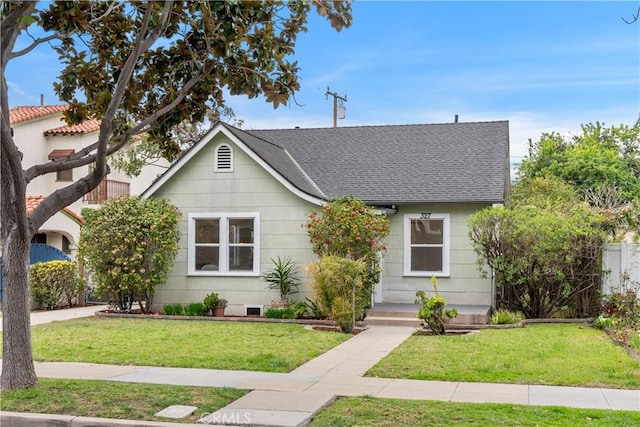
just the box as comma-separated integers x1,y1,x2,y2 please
30,261,82,309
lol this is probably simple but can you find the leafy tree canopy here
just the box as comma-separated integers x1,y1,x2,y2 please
1,0,352,391
304,196,390,324
469,178,606,318
518,121,640,203
305,195,390,261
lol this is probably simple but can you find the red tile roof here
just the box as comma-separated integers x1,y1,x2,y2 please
25,195,85,225
10,105,101,135
44,119,101,136
9,105,69,124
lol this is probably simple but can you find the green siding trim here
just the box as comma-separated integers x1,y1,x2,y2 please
151,134,319,314
380,203,492,305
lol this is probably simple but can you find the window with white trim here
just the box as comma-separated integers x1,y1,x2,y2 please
188,213,259,275
404,213,450,276
49,149,75,181
215,144,233,172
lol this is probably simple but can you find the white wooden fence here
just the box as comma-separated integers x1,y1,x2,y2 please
602,243,640,294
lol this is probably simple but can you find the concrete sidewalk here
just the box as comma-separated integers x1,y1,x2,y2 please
0,304,109,331
1,307,639,427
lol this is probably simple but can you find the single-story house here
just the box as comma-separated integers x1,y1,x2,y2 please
142,120,510,315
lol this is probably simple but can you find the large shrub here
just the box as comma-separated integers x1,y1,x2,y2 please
304,196,390,304
469,178,606,318
79,196,180,313
305,255,367,333
30,261,82,309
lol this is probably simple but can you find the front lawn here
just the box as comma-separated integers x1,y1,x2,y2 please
6,381,638,427
366,324,640,389
17,317,350,372
309,396,640,427
0,378,245,424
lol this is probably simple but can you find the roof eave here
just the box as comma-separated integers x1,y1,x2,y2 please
142,123,326,207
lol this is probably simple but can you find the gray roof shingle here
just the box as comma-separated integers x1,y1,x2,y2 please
226,121,509,204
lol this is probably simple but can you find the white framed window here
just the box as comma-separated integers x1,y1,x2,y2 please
49,149,75,181
188,213,260,276
404,213,450,277
215,144,233,172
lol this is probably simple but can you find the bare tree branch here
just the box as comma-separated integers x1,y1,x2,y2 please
622,6,640,24
1,1,36,67
9,0,121,60
90,1,169,185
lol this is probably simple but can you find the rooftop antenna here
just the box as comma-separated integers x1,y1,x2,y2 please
325,87,347,128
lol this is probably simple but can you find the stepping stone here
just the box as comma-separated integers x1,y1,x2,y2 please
155,404,198,419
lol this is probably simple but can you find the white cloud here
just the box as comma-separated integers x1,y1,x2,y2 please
6,80,40,104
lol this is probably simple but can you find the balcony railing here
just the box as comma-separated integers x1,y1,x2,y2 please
83,179,130,204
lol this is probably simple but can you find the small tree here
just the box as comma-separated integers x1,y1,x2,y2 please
415,276,458,335
304,196,390,308
518,122,640,203
468,178,606,318
79,196,180,313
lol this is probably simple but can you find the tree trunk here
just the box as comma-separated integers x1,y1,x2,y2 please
1,233,38,391
1,77,38,390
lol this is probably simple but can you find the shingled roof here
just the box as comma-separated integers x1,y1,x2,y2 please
145,121,509,205
228,121,510,204
224,126,327,199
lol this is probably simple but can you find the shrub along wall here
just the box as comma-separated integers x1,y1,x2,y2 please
468,178,606,319
30,260,82,310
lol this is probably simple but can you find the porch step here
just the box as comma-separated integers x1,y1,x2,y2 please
365,316,422,327
365,303,491,327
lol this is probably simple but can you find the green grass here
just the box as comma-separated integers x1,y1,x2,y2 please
5,382,639,426
0,378,245,424
17,317,350,372
367,324,640,388
309,397,640,427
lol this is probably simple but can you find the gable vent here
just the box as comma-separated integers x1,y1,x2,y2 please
215,144,233,172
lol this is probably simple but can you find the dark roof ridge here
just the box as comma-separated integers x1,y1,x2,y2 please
245,120,509,132
220,122,327,200
220,122,287,150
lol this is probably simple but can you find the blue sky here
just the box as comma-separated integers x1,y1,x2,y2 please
6,1,640,169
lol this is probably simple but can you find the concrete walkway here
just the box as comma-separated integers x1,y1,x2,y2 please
0,304,109,330
1,306,639,427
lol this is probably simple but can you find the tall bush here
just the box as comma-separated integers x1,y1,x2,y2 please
30,261,82,309
468,178,606,318
305,255,367,333
304,196,390,305
79,196,180,313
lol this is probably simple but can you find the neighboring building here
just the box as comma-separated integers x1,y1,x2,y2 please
143,121,510,315
9,105,168,258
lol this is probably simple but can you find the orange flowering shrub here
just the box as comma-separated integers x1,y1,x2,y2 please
304,196,390,311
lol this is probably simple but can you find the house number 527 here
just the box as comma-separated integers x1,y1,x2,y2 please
421,212,431,219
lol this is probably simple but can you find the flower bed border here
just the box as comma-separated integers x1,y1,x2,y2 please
95,309,367,331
